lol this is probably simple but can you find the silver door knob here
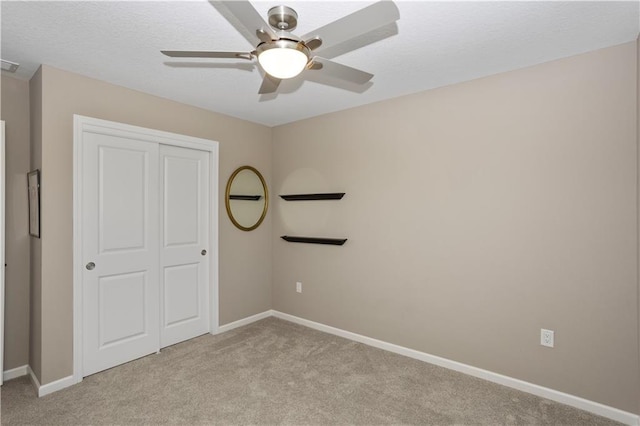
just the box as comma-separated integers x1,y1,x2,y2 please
201,250,207,256
86,262,96,270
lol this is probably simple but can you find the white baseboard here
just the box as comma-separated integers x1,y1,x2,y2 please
271,310,639,426
38,374,75,397
27,365,40,392
216,310,272,334
3,364,28,381
27,365,75,397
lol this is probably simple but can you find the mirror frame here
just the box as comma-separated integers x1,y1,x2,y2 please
225,165,269,231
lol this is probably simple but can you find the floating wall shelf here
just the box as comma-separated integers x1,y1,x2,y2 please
281,236,347,246
280,192,347,245
229,195,262,201
279,193,345,201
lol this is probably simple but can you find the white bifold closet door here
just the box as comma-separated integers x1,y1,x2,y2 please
82,133,209,377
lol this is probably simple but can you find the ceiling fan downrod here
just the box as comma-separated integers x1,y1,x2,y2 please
268,5,298,31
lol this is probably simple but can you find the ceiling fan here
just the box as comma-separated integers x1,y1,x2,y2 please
161,1,400,94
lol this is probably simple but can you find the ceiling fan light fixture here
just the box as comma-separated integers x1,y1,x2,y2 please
257,40,309,80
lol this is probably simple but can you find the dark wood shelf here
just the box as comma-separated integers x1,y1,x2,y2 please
281,236,347,246
279,193,345,201
229,194,262,201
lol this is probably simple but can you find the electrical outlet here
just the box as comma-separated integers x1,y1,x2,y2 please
541,329,554,348
296,282,302,293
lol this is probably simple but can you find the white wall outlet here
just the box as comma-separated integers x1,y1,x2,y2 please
541,329,554,348
296,282,302,293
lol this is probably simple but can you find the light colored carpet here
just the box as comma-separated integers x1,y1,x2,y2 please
1,317,623,425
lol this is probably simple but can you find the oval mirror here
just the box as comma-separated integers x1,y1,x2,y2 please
225,166,268,231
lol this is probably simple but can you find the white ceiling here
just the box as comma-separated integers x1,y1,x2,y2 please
1,1,638,127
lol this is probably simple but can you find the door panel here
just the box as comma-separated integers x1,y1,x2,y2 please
164,156,199,247
160,145,209,348
99,147,147,252
99,271,147,347
83,132,159,377
164,263,200,326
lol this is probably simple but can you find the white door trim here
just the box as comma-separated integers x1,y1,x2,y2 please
72,115,219,385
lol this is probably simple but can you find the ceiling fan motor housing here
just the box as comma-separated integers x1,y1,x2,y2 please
268,6,298,31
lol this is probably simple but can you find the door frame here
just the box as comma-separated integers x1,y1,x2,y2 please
72,115,219,384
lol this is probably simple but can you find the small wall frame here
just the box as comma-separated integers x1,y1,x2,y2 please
28,169,40,238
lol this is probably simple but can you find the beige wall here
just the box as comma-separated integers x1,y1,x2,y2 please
28,68,42,380
272,42,639,413
34,65,272,385
0,75,31,370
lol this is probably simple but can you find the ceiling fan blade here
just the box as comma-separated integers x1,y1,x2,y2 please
161,50,253,60
310,57,373,85
219,1,278,46
301,1,399,54
258,74,282,94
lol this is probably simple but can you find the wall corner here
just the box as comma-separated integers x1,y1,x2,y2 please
28,66,43,384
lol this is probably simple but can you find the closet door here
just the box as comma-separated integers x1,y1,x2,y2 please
159,145,210,348
82,133,160,376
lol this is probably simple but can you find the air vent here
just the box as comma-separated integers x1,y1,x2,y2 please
1,59,19,73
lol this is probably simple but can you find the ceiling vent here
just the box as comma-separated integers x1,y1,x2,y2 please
1,59,19,73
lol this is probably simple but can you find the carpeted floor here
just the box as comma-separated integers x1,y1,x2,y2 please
0,317,623,425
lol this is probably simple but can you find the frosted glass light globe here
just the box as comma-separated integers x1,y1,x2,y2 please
258,42,309,79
